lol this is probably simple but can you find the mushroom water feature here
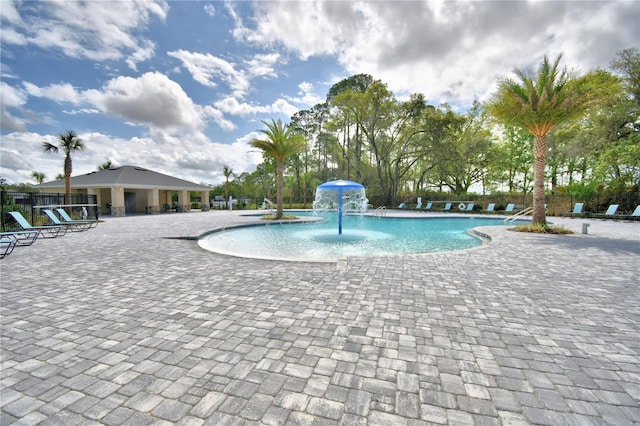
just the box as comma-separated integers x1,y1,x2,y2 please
312,180,368,235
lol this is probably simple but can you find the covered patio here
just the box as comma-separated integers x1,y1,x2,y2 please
35,165,210,216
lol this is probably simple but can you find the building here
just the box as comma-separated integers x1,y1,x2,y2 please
35,165,210,216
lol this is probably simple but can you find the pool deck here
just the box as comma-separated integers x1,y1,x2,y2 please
1,210,638,425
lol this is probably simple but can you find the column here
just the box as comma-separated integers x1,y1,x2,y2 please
177,190,189,212
147,189,160,214
201,190,210,211
110,186,125,217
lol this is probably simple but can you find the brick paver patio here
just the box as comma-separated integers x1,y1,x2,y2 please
1,211,638,425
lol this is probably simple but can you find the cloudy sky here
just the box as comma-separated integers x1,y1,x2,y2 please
1,1,637,186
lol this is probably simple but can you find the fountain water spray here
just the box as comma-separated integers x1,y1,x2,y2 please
312,180,368,234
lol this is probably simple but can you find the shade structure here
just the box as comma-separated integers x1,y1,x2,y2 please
317,180,365,190
315,180,366,235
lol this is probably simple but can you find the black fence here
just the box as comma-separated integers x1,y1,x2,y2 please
394,192,640,216
1,190,98,232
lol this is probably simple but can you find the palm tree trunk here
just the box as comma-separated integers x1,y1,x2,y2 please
532,134,547,226
276,160,284,219
64,155,72,210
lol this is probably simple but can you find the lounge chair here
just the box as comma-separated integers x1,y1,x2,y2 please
465,203,474,212
8,211,65,238
621,205,640,220
56,208,98,228
43,209,91,232
442,202,452,211
424,202,432,211
562,203,585,217
485,203,496,213
415,201,423,209
0,230,39,246
593,204,619,219
502,203,515,213
1,236,17,259
398,203,408,209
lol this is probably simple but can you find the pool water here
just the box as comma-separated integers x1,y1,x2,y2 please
198,212,524,262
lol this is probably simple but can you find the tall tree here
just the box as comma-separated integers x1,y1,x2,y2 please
486,55,617,225
43,130,85,207
223,165,234,206
250,119,305,219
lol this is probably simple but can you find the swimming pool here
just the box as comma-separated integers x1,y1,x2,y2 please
198,212,525,262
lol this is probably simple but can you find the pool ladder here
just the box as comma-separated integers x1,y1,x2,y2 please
373,206,387,217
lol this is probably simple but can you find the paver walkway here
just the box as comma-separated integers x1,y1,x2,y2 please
1,211,639,425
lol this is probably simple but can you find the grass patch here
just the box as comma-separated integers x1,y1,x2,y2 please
511,223,573,234
261,215,299,220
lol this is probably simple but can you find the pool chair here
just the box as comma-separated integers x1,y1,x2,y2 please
442,202,452,211
1,236,17,259
8,211,66,238
43,209,91,232
424,202,432,211
56,208,99,228
0,230,39,246
465,203,475,212
398,203,408,209
415,200,423,209
593,204,619,219
561,202,585,217
621,205,640,220
485,203,496,213
501,203,515,213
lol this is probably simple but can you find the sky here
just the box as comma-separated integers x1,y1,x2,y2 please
1,0,638,187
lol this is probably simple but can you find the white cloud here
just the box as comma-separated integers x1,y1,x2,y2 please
236,1,639,107
245,53,280,79
22,82,80,103
15,72,241,133
62,108,101,115
0,130,263,186
84,72,202,131
0,0,24,25
3,0,168,70
0,81,28,131
285,81,324,107
202,106,236,132
168,49,250,97
204,4,216,17
126,39,157,72
214,96,298,118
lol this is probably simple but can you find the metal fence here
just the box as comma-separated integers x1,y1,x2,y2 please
395,192,640,216
1,190,98,232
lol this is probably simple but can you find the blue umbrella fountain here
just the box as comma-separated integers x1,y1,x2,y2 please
312,180,368,235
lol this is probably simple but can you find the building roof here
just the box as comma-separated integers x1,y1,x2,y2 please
35,165,210,191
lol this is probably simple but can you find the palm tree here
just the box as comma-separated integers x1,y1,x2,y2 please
43,130,85,207
31,171,45,184
250,119,305,219
486,55,615,226
98,160,113,170
223,165,234,207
